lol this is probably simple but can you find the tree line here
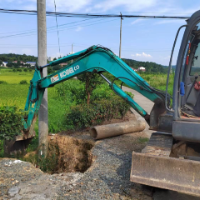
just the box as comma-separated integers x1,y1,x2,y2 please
0,53,168,74
0,53,37,62
122,58,168,73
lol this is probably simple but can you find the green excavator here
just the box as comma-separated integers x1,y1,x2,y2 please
5,10,200,197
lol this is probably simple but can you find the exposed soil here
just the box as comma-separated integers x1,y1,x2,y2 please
0,110,153,199
24,135,94,174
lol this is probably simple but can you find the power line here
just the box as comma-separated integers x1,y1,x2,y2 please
0,18,91,36
0,19,111,39
0,8,189,19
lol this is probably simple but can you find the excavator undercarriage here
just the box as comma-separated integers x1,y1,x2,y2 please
131,133,200,196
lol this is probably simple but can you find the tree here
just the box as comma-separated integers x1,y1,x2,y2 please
78,72,103,105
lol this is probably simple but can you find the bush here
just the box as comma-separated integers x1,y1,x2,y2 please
23,68,28,72
0,81,7,84
16,68,22,72
0,106,24,140
66,96,130,130
56,80,86,104
20,80,28,84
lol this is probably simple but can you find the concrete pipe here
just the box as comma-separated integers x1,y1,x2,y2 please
90,120,146,140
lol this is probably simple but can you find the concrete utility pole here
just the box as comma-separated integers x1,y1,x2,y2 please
37,0,48,158
119,12,123,58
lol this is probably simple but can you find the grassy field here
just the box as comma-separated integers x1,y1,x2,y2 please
0,68,72,133
138,73,174,97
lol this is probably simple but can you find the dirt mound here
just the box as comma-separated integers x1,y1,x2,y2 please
24,135,94,174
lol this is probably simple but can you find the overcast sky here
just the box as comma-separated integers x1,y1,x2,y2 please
0,0,200,65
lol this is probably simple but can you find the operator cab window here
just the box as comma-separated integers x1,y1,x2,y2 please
181,22,200,118
190,41,200,76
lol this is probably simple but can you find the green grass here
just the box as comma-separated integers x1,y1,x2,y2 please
0,69,72,133
138,73,174,97
138,137,149,143
0,69,33,84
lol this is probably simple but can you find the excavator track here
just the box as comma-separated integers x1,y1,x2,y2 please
130,132,200,197
141,133,173,156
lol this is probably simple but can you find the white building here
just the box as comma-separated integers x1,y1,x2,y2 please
26,62,36,67
2,62,8,67
138,66,146,72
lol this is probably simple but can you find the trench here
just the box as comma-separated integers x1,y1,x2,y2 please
23,134,94,174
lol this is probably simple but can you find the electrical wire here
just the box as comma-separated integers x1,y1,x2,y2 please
0,8,189,19
0,18,116,39
0,19,93,38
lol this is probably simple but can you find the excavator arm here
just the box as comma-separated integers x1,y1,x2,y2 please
23,45,165,132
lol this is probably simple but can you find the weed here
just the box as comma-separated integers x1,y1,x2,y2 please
0,81,7,84
138,137,149,143
19,80,28,84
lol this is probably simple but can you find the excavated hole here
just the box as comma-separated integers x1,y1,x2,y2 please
24,135,94,174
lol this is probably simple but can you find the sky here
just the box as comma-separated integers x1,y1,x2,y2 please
0,0,200,65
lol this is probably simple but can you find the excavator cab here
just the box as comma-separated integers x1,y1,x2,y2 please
131,10,200,196
173,12,200,142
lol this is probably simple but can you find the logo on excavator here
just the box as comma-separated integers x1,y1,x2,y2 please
60,65,79,79
51,74,59,83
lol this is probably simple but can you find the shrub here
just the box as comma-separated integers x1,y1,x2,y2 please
0,81,7,84
56,80,86,104
66,96,130,130
20,80,28,84
23,68,28,72
16,68,22,72
0,106,24,140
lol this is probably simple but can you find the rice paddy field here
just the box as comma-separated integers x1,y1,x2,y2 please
0,68,74,133
0,68,57,109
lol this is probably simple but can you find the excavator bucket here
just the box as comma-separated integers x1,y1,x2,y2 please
4,116,37,155
130,134,200,197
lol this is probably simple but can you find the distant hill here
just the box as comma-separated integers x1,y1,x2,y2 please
122,58,168,73
0,53,168,73
0,53,37,62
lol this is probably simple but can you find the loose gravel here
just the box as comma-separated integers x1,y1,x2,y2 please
0,131,152,200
